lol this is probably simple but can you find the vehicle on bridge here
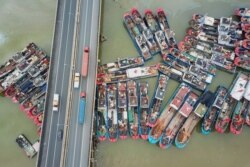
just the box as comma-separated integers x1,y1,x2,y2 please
74,72,80,88
81,47,89,77
53,93,59,112
78,91,86,124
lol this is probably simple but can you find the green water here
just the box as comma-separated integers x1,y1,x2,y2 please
0,0,56,166
97,0,250,167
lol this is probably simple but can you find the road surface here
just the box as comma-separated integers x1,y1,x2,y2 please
64,0,100,166
37,0,78,166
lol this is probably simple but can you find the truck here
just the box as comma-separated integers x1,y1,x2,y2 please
81,47,89,77
78,91,86,124
53,93,59,111
74,72,80,88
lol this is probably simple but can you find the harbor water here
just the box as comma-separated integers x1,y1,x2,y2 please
96,0,250,167
0,0,56,166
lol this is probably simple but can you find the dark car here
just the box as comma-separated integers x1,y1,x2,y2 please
57,129,63,140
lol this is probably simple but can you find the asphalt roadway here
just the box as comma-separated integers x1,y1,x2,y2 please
37,0,78,166
64,0,100,167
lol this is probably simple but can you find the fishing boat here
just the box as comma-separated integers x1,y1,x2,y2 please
127,80,139,139
245,31,250,39
123,12,141,38
213,44,235,61
96,84,108,141
245,102,250,126
27,57,49,78
142,29,161,55
197,31,218,44
162,53,176,66
135,34,152,60
218,34,238,48
211,53,236,73
244,80,250,101
12,43,39,63
100,57,144,73
130,8,147,33
27,95,45,119
230,73,248,101
106,83,118,142
234,47,250,57
17,51,46,73
34,113,43,126
165,29,178,48
126,65,158,79
185,48,212,61
138,82,150,140
117,82,128,139
215,96,237,133
234,8,250,17
230,99,248,135
148,83,191,144
154,30,168,56
234,55,250,70
147,74,169,127
156,8,170,31
144,9,160,33
191,14,220,27
160,91,200,149
172,57,191,73
156,63,183,82
0,59,17,79
20,90,46,112
188,65,214,84
0,69,27,92
241,23,250,33
182,72,207,91
195,58,217,75
201,86,228,135
215,73,248,133
175,91,212,148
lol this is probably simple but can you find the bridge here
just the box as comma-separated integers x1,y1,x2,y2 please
37,0,101,166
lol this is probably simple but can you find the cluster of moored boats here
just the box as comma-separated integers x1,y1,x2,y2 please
0,43,49,136
95,8,250,148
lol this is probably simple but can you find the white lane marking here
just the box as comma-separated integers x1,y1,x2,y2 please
52,0,74,166
44,0,67,166
80,0,96,166
72,0,90,166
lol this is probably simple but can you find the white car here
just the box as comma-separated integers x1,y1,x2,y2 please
74,72,80,88
53,93,59,111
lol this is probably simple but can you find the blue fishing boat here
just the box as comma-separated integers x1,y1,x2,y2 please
148,83,191,144
142,29,161,55
201,86,228,135
147,74,169,127
127,80,140,139
230,99,248,135
106,83,118,142
182,72,207,91
144,9,160,33
160,91,197,149
123,12,141,38
135,35,152,60
175,91,213,148
130,8,148,33
157,63,183,82
117,82,128,139
156,8,170,31
138,82,150,140
154,30,169,56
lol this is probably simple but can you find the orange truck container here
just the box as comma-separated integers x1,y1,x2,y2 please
81,47,89,77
